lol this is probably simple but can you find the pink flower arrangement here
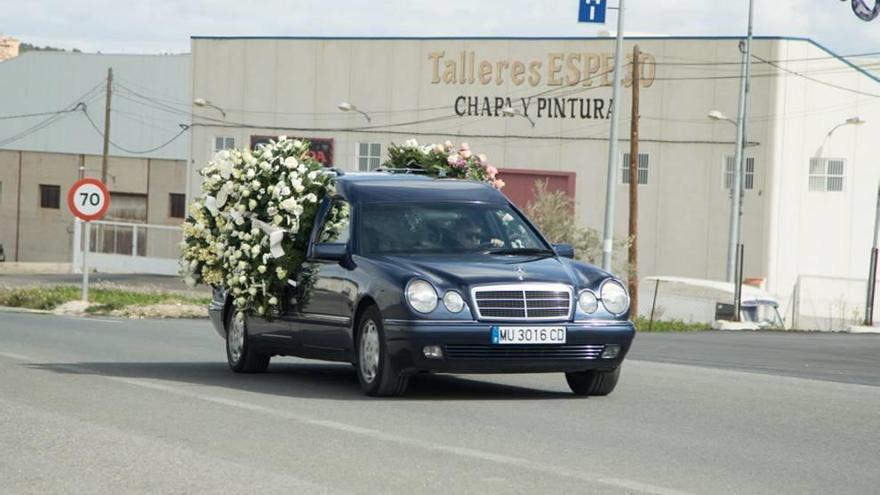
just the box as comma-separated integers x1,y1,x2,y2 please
384,139,504,190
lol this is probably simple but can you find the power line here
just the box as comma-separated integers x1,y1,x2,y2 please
652,50,880,66
80,105,189,154
0,81,106,148
750,52,880,98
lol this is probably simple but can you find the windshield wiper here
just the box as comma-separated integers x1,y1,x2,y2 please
484,247,556,256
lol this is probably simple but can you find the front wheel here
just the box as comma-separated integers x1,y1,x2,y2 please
355,306,409,397
565,367,620,396
225,309,270,373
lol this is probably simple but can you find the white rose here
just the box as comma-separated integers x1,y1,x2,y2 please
251,180,261,190
246,169,256,179
242,189,251,198
258,265,267,274
293,139,303,148
248,287,257,296
307,171,319,181
248,199,257,210
280,198,297,213
273,215,283,225
238,275,247,284
303,193,318,203
284,157,298,169
269,297,278,306
235,217,245,226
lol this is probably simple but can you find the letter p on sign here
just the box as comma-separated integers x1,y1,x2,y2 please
68,178,110,221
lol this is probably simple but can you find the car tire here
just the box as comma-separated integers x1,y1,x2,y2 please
355,306,409,397
225,308,270,374
565,367,620,397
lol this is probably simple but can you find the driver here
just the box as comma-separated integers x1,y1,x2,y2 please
455,217,483,249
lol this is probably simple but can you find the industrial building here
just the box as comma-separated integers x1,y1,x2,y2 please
1,36,877,329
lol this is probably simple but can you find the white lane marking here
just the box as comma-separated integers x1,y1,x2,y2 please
22,361,694,495
0,351,35,361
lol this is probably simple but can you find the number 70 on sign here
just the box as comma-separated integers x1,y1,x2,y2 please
578,0,607,23
67,178,111,222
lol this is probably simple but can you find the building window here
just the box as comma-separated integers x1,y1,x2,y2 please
809,158,846,192
357,142,382,171
39,184,60,209
621,153,649,185
724,156,756,190
214,136,235,153
169,193,186,219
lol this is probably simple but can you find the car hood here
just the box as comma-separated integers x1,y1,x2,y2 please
371,254,606,290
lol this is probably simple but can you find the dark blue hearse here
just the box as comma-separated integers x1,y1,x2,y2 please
209,173,635,397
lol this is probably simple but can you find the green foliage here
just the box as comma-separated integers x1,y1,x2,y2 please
633,316,710,332
525,180,631,276
0,286,209,313
19,43,81,53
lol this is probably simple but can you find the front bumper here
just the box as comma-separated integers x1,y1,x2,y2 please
383,319,635,374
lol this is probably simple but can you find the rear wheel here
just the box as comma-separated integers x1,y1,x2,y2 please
225,309,270,373
355,306,409,397
565,367,620,396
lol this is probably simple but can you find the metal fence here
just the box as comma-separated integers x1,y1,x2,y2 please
73,219,182,275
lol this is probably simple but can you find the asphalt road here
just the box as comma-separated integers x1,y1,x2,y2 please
1,312,878,494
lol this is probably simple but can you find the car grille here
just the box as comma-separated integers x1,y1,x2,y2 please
444,344,604,360
472,284,572,321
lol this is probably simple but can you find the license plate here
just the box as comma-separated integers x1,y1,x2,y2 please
490,326,566,345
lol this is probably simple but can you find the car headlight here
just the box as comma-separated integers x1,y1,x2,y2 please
577,290,599,314
600,279,630,315
406,279,438,314
443,291,465,313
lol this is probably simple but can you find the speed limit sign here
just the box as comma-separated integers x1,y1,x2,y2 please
67,178,110,221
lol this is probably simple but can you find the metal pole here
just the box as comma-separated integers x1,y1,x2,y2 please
648,278,660,332
101,68,113,184
734,244,744,322
727,0,754,282
866,182,880,325
601,0,626,272
82,221,90,303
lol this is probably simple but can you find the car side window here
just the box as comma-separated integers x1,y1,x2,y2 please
318,200,351,244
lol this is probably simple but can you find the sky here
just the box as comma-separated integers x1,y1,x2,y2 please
8,0,880,57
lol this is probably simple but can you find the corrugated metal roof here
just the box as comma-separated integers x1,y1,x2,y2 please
0,52,190,160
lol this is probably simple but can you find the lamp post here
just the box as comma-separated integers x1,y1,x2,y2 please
816,117,865,157
338,102,372,123
193,98,226,118
186,98,227,208
600,0,627,272
501,106,536,127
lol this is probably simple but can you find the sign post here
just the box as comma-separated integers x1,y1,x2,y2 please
67,178,111,303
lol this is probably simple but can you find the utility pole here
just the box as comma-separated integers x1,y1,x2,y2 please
866,182,880,326
628,45,641,318
601,0,626,272
101,68,113,184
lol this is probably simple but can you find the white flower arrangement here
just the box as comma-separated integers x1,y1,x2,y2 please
181,137,338,319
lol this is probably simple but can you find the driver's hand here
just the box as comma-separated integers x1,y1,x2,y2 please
490,238,504,247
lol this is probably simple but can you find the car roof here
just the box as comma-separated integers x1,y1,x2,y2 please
334,172,508,204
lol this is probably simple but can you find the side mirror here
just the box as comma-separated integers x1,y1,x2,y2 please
313,243,346,261
553,244,575,259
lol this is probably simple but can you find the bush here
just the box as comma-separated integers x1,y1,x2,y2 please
633,316,709,332
525,180,631,276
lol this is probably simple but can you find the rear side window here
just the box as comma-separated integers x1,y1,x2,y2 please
318,200,351,244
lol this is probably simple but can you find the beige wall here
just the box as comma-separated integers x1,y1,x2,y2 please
0,150,185,263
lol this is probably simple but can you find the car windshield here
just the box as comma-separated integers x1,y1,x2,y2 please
359,202,549,255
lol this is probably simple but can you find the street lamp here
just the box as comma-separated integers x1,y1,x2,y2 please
337,102,371,123
708,110,737,126
193,98,226,118
501,106,536,127
815,117,865,158
186,98,228,209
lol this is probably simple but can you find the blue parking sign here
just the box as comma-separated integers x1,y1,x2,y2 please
578,0,607,23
